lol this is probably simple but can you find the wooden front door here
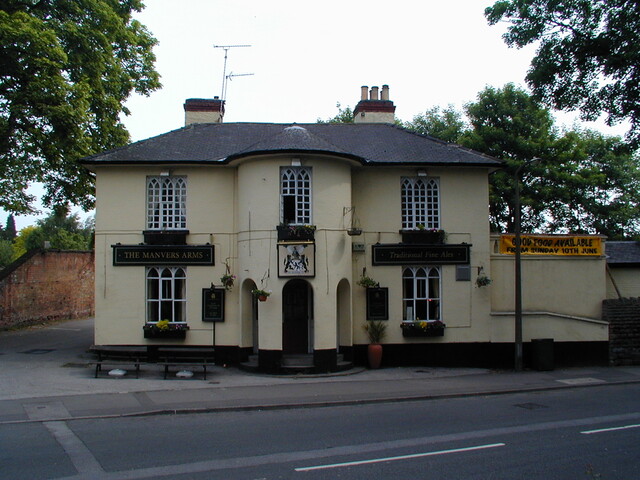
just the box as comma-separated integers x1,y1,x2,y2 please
282,280,311,354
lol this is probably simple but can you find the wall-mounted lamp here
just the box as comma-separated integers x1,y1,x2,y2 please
291,158,301,166
417,169,427,177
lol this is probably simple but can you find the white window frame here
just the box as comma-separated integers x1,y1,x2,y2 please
147,176,187,230
401,177,440,230
402,266,441,322
146,266,187,323
280,167,312,225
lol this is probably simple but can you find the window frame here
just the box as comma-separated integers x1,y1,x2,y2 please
402,266,441,322
401,177,440,230
280,167,312,225
146,176,187,230
146,266,187,324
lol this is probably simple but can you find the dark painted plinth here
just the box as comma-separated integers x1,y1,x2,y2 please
313,348,337,373
258,349,282,373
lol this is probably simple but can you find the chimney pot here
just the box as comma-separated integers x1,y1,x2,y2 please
360,86,368,101
381,85,390,101
370,86,379,100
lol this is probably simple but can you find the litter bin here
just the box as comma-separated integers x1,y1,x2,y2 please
531,338,554,371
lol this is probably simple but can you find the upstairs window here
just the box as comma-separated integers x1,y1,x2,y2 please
401,177,439,230
281,167,311,225
147,176,187,230
146,267,186,323
402,267,441,322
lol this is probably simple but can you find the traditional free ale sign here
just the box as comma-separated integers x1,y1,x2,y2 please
372,244,470,265
113,245,214,266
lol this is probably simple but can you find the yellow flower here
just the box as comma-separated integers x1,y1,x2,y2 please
156,320,170,331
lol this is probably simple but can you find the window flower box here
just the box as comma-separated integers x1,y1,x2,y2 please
400,229,445,244
401,320,445,337
277,224,316,241
143,321,189,339
143,230,189,245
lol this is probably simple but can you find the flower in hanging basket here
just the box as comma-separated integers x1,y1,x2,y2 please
357,275,379,288
476,275,492,287
252,288,272,301
220,273,236,290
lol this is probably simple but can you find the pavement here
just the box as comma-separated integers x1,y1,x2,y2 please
1,317,640,424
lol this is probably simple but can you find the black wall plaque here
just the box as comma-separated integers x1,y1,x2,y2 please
366,287,389,320
113,245,214,266
372,244,471,265
202,288,225,322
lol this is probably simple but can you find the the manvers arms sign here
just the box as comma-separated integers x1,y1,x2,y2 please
500,235,602,256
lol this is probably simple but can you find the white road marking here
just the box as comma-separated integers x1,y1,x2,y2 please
581,423,640,435
294,443,506,472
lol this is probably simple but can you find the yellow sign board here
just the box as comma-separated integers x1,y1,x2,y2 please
500,235,602,256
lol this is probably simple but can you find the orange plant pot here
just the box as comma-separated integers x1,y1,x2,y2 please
367,343,383,369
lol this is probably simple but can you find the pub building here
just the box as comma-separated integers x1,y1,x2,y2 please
82,85,609,373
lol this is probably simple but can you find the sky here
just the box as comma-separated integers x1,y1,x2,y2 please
6,0,627,230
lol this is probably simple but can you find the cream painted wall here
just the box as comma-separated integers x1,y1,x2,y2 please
93,165,240,346
235,155,354,351
350,167,494,344
489,235,607,342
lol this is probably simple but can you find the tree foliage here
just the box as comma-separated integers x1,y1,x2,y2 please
404,84,640,238
317,103,355,124
12,207,94,259
0,0,161,214
485,0,640,148
405,106,467,143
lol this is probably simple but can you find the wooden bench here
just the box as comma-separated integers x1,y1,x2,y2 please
90,346,147,378
157,347,215,380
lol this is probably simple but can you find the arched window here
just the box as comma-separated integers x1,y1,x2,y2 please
281,167,311,224
401,177,439,229
147,176,187,230
146,267,186,323
402,266,441,322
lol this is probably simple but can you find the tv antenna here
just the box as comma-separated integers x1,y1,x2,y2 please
213,44,252,101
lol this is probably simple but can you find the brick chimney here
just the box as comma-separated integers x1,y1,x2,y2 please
184,97,225,125
353,85,396,124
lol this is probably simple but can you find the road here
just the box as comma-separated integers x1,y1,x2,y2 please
2,383,639,480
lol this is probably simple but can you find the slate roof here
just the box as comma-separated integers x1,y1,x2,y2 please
81,123,502,167
606,241,640,267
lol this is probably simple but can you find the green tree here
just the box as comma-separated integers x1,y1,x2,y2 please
0,239,13,269
1,214,16,241
485,0,640,148
461,84,557,232
404,84,640,238
0,0,161,214
405,105,467,143
12,208,94,258
317,103,355,124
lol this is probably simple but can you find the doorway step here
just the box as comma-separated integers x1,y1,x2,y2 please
239,354,353,374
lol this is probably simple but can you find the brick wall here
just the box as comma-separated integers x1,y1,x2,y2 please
603,297,640,366
0,250,94,329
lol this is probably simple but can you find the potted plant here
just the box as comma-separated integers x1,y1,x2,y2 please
400,319,445,337
357,275,379,288
476,274,492,287
252,288,271,302
400,225,446,244
363,320,387,369
221,273,236,291
143,320,190,339
277,224,316,241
